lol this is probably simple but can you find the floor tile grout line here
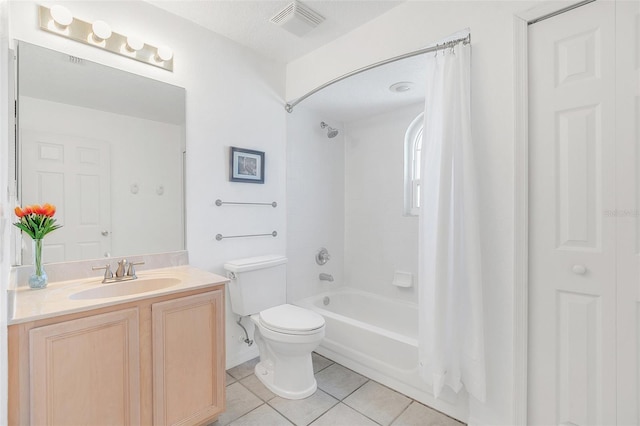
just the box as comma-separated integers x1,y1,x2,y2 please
264,401,297,426
340,394,397,426
319,376,369,402
226,402,279,426
337,401,385,426
312,361,334,375
332,378,412,426
235,370,340,426
266,395,340,426
311,355,335,375
237,377,278,405
226,356,466,426
386,400,414,426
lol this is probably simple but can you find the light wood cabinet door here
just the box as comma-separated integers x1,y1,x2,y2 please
152,290,225,426
29,308,141,425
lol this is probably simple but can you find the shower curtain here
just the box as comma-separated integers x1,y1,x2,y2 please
417,41,486,402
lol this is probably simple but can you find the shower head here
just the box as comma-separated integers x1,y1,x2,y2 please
320,121,339,138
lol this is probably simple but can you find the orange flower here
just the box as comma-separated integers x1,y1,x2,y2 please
43,203,56,217
34,204,47,215
13,202,62,239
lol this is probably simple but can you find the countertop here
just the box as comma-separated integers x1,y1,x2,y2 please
9,265,229,325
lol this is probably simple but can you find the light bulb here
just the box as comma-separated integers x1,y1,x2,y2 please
126,36,144,52
156,45,173,62
50,5,73,28
91,20,112,42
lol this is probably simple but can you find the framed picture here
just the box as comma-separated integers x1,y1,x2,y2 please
229,147,265,184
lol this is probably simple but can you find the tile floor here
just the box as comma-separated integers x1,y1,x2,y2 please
209,353,464,426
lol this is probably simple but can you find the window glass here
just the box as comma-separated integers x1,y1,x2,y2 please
404,113,424,216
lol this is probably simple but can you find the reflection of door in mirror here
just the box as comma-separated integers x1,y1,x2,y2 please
16,41,186,265
21,129,111,263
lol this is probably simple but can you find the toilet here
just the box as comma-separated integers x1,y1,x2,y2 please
224,255,325,399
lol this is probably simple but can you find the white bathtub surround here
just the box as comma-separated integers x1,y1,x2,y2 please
286,106,345,303
418,38,485,402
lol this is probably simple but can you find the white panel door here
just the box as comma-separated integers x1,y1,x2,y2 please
529,1,617,424
615,0,640,424
21,129,111,262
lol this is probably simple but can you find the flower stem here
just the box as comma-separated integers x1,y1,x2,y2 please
34,238,43,276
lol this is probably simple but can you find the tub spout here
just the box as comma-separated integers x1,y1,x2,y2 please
319,273,334,282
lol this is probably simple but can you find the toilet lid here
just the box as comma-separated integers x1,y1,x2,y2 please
259,304,325,334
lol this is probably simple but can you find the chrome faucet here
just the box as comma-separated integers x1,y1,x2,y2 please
92,259,145,283
115,259,128,277
319,273,334,282
92,263,114,283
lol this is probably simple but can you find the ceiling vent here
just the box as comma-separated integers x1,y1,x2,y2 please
270,1,325,37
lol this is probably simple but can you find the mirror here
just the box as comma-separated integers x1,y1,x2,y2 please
15,41,186,265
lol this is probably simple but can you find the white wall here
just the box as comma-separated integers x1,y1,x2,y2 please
286,106,344,303
20,96,184,261
0,0,11,423
7,0,286,373
344,103,422,302
287,2,534,424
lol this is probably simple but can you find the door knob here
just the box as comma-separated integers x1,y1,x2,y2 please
101,230,109,236
572,265,587,275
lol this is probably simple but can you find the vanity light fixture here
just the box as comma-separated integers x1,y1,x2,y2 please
90,20,112,44
155,45,173,62
50,5,73,29
126,36,144,52
38,5,173,71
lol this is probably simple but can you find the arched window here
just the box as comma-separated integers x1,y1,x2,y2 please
404,112,424,216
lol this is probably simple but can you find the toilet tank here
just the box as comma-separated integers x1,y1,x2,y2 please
223,255,287,316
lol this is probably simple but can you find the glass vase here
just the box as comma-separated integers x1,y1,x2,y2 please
28,238,48,289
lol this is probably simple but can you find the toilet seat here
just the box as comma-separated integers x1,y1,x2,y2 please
259,304,325,335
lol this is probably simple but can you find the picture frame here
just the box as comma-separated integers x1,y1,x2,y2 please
229,146,265,184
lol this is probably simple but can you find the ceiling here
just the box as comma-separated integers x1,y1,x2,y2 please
148,0,429,122
298,51,426,123
147,0,405,64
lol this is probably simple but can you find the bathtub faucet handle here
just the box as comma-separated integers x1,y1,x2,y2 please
316,248,331,265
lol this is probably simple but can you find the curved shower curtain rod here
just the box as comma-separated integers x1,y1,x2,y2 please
284,33,471,113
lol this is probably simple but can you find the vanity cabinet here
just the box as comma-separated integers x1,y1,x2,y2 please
152,291,225,425
30,308,141,425
8,285,225,426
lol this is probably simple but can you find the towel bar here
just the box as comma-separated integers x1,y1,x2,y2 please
215,199,277,208
216,231,278,241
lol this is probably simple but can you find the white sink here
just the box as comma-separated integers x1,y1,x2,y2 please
69,277,181,300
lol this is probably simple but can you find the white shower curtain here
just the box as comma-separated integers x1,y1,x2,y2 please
417,41,486,403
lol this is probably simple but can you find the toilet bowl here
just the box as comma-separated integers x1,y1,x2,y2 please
250,304,325,399
223,255,326,399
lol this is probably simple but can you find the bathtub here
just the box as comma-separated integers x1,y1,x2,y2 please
296,287,465,419
297,287,418,371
